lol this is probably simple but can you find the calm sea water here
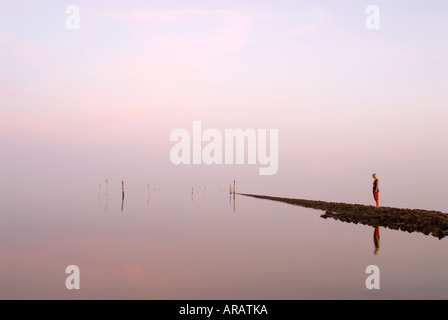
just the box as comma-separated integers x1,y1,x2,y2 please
1,185,448,300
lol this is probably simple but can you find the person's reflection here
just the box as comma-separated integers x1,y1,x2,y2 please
373,226,380,255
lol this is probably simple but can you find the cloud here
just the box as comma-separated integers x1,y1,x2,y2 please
288,25,316,36
213,18,248,52
288,6,330,37
106,8,245,26
101,8,249,54
109,9,213,23
0,31,48,68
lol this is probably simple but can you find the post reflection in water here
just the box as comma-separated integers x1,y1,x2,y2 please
98,183,109,212
373,226,380,255
230,193,236,212
105,179,109,211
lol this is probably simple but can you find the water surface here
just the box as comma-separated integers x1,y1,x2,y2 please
1,186,447,299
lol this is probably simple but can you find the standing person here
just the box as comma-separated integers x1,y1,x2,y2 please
372,173,379,208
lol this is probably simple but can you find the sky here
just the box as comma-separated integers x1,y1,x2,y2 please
1,0,448,211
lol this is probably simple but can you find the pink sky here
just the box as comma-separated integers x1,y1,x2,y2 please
1,1,448,211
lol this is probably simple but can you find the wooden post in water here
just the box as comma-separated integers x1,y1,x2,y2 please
233,180,236,195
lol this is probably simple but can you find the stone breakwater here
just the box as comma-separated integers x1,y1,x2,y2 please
239,194,448,239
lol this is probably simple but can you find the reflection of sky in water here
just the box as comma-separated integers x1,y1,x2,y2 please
1,186,448,300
